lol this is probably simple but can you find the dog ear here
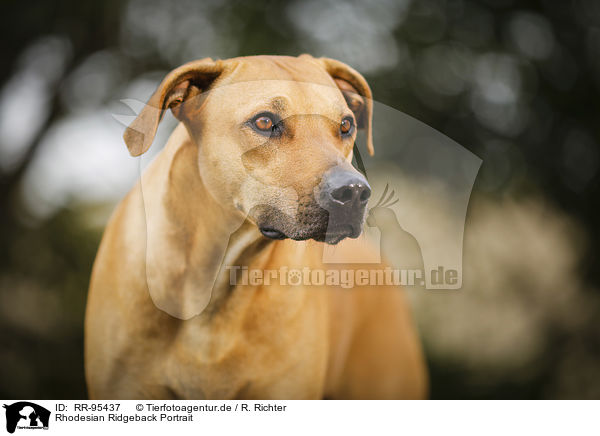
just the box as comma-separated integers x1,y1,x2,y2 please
123,58,224,156
318,57,374,156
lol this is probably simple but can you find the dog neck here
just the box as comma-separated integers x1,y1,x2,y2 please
140,124,275,319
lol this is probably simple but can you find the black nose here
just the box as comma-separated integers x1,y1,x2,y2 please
315,168,371,243
320,169,371,213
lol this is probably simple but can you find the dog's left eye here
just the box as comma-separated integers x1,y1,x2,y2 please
340,117,354,135
254,116,273,131
249,113,283,137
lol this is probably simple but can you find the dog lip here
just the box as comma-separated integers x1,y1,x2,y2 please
290,235,312,241
315,224,360,244
259,227,287,240
324,235,348,245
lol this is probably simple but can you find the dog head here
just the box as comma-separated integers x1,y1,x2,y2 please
124,55,374,244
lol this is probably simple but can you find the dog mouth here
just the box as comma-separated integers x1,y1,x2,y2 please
255,199,364,245
259,224,359,245
321,227,357,244
259,227,287,240
317,225,361,244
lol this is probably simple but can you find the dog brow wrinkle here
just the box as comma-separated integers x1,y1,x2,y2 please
270,97,287,113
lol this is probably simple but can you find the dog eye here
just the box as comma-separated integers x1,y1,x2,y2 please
340,117,354,135
249,112,283,137
254,116,274,131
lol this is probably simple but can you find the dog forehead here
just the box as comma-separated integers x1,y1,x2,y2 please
225,55,335,85
208,81,347,122
210,57,348,117
213,79,342,104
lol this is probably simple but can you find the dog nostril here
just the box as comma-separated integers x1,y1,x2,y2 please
332,187,354,203
359,188,371,202
330,184,371,205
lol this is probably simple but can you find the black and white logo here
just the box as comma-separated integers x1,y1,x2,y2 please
3,402,50,433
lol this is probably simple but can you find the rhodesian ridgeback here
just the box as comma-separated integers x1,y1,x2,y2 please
85,55,427,399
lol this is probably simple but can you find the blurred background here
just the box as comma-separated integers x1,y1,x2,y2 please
1,0,599,399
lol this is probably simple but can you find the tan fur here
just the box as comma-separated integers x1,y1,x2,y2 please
85,55,427,399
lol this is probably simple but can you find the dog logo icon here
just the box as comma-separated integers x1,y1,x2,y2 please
3,402,50,433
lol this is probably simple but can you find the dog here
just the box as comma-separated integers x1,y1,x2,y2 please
85,55,427,399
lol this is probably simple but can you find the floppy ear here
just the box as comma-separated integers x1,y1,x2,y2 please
318,57,374,156
123,58,224,156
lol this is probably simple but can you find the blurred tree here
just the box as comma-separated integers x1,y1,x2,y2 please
0,0,125,398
